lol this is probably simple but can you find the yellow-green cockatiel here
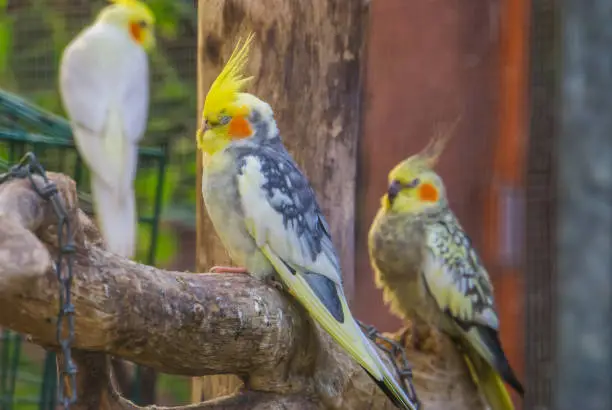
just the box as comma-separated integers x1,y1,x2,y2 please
368,131,524,410
59,0,155,258
196,33,420,410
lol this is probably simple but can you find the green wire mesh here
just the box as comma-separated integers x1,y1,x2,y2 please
0,89,168,409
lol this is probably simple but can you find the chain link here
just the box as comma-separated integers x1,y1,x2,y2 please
357,320,420,406
0,152,77,409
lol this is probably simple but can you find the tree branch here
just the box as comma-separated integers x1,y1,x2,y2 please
0,173,483,409
0,173,412,409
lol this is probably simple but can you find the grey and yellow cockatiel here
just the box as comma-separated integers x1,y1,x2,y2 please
195,33,420,410
59,0,155,258
368,130,524,410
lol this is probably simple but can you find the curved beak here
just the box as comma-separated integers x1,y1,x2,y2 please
196,120,208,150
142,31,156,52
387,180,402,204
200,118,211,134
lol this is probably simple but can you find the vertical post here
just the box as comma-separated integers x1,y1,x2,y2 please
193,1,239,402
555,1,612,409
194,0,366,402
483,0,530,404
525,1,557,409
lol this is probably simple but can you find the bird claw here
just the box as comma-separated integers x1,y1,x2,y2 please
209,266,249,274
356,320,379,339
266,276,284,291
411,321,442,354
411,320,422,350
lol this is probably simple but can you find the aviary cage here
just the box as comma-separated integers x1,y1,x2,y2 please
0,89,168,409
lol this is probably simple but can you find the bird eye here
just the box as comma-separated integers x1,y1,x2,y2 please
138,20,148,28
408,178,420,188
219,115,231,125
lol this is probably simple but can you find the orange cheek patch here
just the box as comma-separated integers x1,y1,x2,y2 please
418,183,439,202
228,116,253,139
129,22,142,43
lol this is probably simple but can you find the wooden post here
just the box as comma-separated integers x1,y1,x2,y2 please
194,0,367,402
525,0,557,409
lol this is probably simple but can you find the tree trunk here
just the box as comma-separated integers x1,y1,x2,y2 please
194,0,367,401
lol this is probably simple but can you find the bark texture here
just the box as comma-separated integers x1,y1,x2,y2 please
0,172,484,409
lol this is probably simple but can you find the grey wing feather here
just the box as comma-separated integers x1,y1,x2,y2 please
280,258,344,323
427,217,499,330
234,143,345,321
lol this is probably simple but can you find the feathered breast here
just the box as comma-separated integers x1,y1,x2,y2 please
369,211,426,287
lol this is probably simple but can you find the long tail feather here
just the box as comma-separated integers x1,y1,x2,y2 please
261,245,419,410
463,348,515,410
461,325,523,410
469,327,524,396
91,174,137,258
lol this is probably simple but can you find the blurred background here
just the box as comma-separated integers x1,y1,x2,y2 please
0,0,609,410
0,0,198,407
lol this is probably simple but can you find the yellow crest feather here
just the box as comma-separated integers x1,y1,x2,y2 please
388,115,462,184
203,33,255,118
108,0,155,23
417,115,462,168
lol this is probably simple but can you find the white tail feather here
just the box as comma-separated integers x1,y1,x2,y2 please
91,174,137,258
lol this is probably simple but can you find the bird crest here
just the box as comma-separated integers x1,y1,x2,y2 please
108,0,155,23
413,115,462,169
203,33,256,119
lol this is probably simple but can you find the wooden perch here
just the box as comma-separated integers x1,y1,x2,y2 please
0,172,484,409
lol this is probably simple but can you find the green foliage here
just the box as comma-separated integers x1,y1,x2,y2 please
0,13,11,75
0,334,55,410
134,161,181,266
157,374,192,404
0,334,193,407
0,0,14,88
146,0,194,39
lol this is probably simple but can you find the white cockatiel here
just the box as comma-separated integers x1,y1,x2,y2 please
59,0,155,258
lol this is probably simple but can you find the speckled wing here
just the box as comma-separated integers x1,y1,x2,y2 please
424,212,523,395
423,212,498,330
234,143,346,321
234,143,419,409
234,142,383,364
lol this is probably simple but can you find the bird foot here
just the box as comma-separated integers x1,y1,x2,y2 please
265,276,285,292
410,321,421,350
411,321,442,355
209,266,249,274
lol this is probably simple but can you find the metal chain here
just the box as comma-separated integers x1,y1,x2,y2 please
357,320,419,406
0,152,77,409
